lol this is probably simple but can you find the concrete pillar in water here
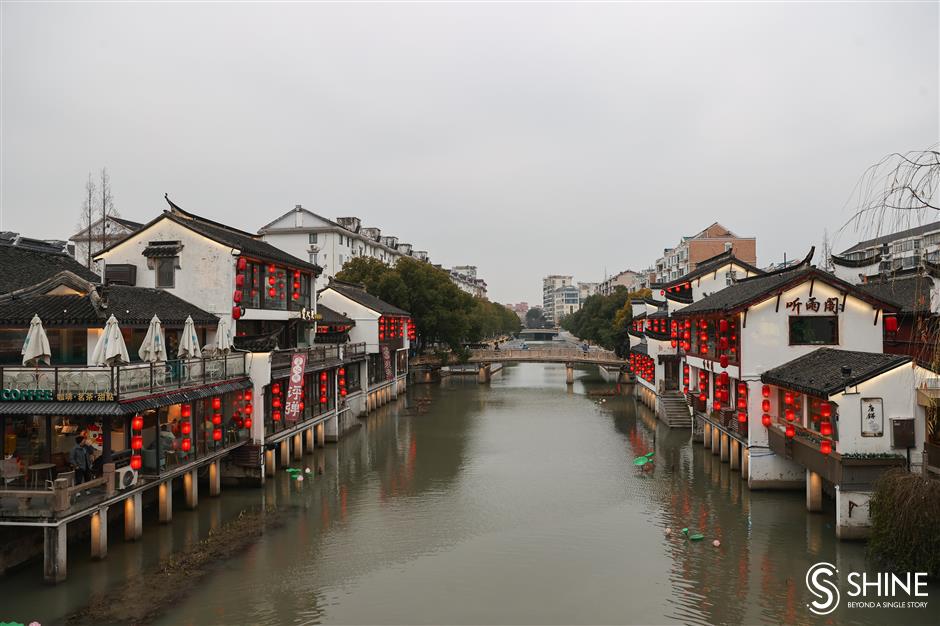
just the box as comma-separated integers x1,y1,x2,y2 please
280,439,290,467
806,470,822,512
91,507,108,560
44,524,67,583
711,427,720,455
265,448,276,477
184,469,198,509
720,432,729,462
477,364,491,384
741,447,750,482
730,439,741,471
209,460,221,497
293,434,303,460
159,480,173,523
702,422,711,447
124,492,142,541
316,422,326,447
305,427,314,452
566,364,574,385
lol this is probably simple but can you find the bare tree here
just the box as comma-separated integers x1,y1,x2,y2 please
844,148,940,237
98,167,118,252
75,174,97,268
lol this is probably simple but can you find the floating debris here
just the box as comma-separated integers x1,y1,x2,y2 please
712,539,721,547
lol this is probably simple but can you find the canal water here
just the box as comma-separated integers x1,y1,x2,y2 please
3,362,939,625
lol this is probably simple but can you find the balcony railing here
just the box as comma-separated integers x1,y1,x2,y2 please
270,344,341,373
345,342,366,360
0,353,247,401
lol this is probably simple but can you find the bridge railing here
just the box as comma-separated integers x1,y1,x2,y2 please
470,348,622,362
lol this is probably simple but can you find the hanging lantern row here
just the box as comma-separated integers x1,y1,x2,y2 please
682,363,690,395
339,367,347,397
736,381,747,423
407,318,416,341
180,404,193,452
696,369,708,405
628,352,655,384
130,414,144,470
271,381,282,422
319,371,328,404
661,282,691,294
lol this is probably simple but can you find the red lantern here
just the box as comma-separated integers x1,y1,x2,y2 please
237,257,247,271
213,429,222,441
244,390,253,402
272,383,281,395
713,400,721,411
719,319,729,333
720,372,729,385
737,398,747,410
130,454,142,470
885,316,898,332
785,424,796,438
131,435,143,450
181,421,192,435
212,413,222,426
232,306,242,320
719,337,729,350
268,287,276,298
719,355,729,368
181,404,191,418
320,372,328,382
737,382,747,396
762,414,772,427
784,392,794,405
233,290,243,303
820,402,831,419
272,410,281,421
738,412,747,423
762,399,770,412
340,388,347,397
272,397,281,409
244,403,253,415
820,421,833,436
820,439,832,455
785,409,795,422
212,397,221,410
131,415,144,431
235,273,245,287
181,438,192,452
320,395,327,403
244,418,252,429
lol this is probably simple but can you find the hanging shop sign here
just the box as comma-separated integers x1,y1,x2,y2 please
285,351,307,423
0,389,114,402
381,345,394,380
299,307,323,322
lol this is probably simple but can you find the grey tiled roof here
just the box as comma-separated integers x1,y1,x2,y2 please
0,244,99,295
0,285,217,326
760,348,911,398
672,265,896,317
325,280,410,316
317,304,355,326
857,275,932,314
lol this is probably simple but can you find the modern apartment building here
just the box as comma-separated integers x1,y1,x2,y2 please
597,270,640,296
542,275,572,323
553,285,580,322
831,220,940,282
577,282,599,304
653,223,757,284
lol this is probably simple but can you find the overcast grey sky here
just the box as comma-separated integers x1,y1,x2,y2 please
2,2,937,304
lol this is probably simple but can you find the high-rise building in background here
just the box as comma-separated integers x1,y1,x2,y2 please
542,275,572,323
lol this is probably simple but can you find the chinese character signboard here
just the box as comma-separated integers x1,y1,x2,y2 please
381,345,394,380
285,351,307,423
861,397,884,437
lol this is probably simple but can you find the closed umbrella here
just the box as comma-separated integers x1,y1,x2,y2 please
215,316,234,355
21,314,52,366
178,315,202,359
139,315,167,362
91,315,130,366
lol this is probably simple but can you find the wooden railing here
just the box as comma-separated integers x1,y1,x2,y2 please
0,354,247,401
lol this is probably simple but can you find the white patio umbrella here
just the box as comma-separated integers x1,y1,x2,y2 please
177,315,202,359
138,315,167,362
91,314,130,366
215,316,234,355
21,314,52,366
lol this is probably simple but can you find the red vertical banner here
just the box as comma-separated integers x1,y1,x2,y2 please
285,351,307,423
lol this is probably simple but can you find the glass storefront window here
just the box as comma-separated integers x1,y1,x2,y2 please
346,363,361,392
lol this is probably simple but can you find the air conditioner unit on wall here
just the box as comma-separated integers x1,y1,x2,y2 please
115,466,138,490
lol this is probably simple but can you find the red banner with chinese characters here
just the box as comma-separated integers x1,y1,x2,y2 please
285,351,307,423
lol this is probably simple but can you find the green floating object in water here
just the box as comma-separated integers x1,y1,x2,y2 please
681,528,689,535
285,468,300,474
645,452,655,458
633,457,648,466
689,533,705,541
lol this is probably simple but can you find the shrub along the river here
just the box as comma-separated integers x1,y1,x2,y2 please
867,469,940,577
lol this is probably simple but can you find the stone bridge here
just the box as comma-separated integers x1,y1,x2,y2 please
413,348,627,384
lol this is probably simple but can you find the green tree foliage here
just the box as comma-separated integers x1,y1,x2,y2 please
336,257,520,352
525,307,550,329
560,287,650,355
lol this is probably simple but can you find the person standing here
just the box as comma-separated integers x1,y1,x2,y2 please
69,435,92,485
